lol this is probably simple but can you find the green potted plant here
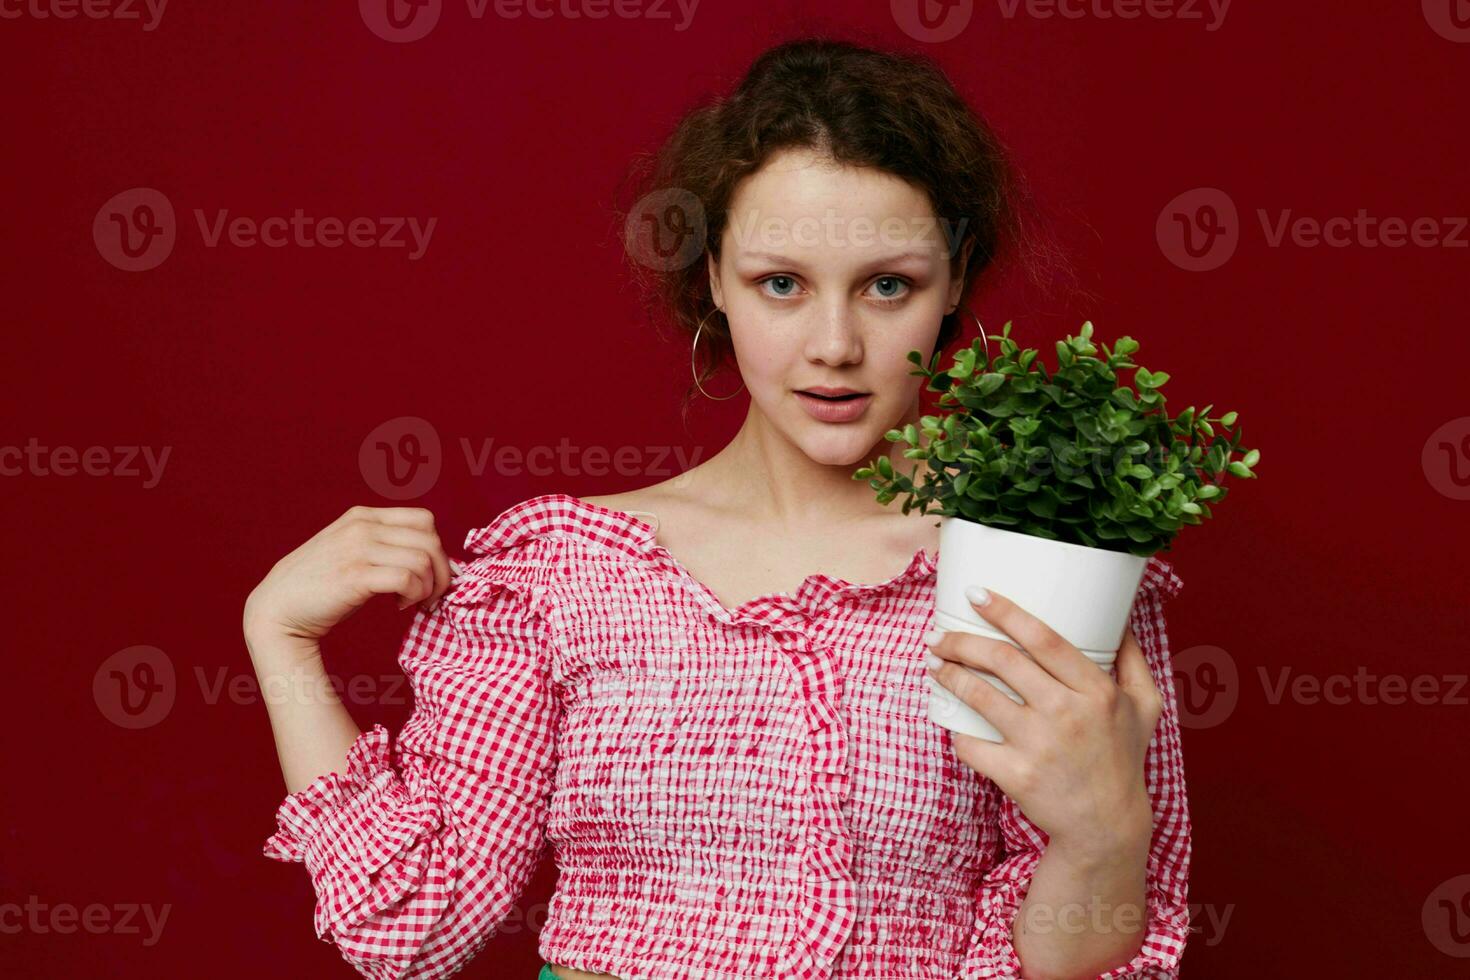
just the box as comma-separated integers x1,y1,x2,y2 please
854,320,1260,742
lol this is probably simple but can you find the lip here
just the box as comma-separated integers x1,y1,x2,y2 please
798,386,867,397
794,390,873,423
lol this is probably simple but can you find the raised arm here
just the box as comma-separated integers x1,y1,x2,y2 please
955,570,1193,978
247,507,562,979
245,506,455,798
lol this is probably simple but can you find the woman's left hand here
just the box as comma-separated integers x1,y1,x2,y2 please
924,586,1163,859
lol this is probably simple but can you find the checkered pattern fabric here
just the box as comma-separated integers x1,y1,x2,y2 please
264,494,1191,979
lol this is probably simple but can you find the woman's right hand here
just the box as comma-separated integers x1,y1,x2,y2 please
243,505,455,651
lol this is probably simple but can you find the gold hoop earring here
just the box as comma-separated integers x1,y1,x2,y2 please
955,303,991,367
691,308,746,401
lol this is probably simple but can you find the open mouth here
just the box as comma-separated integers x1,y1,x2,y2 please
798,391,868,401
794,389,873,422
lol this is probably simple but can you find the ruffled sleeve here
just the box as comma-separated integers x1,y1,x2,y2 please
958,555,1193,978
261,525,563,980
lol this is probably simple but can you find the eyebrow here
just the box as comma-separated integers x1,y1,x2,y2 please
735,249,937,269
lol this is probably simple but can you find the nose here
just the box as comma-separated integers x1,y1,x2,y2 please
803,300,863,367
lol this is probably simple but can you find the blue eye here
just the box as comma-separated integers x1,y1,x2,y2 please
870,276,910,303
760,275,798,298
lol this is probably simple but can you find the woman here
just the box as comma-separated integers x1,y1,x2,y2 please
246,37,1191,980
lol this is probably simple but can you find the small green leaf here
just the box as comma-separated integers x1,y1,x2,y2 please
976,373,1006,396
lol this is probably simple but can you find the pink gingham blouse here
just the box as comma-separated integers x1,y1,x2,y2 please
263,493,1191,980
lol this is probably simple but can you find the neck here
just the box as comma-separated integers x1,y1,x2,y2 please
689,390,932,529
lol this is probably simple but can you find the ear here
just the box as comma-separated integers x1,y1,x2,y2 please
947,237,976,311
705,250,723,310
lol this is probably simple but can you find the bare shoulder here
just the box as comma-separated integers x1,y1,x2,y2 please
579,480,696,519
578,479,716,548
579,487,666,514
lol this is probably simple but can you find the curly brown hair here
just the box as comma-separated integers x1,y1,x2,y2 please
614,34,1074,423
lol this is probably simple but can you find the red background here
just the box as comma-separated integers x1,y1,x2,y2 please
4,2,1467,977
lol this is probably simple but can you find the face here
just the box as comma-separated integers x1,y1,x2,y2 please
707,147,974,467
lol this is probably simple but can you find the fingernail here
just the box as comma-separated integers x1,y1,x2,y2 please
965,585,991,607
924,652,943,671
923,628,945,647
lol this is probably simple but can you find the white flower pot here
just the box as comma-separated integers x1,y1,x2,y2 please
927,515,1150,743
